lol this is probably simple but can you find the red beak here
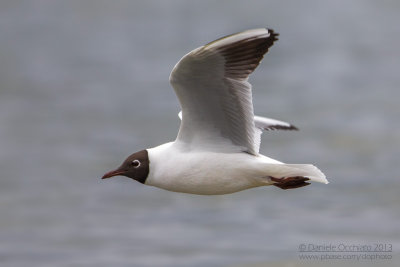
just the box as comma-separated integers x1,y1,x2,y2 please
102,169,126,179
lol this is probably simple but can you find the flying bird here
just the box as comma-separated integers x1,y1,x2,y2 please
102,28,328,195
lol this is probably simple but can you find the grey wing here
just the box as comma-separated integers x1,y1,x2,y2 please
170,28,278,155
254,116,298,131
178,111,298,131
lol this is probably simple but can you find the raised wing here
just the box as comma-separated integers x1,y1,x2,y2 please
170,28,278,155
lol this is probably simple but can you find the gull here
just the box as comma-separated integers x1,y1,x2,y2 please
102,28,328,195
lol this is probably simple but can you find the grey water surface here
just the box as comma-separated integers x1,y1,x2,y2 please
1,1,399,266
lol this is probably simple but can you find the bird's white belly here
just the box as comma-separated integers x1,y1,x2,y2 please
149,165,263,195
146,144,272,195
153,169,260,195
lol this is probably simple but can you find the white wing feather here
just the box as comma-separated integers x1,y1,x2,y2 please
170,28,278,155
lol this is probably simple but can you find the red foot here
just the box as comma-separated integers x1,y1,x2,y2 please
270,176,310,190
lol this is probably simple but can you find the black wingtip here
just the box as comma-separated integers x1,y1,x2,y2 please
263,124,299,131
266,28,279,41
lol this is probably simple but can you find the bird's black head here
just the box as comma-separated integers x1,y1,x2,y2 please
102,149,149,184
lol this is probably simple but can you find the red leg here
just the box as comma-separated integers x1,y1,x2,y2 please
270,176,311,190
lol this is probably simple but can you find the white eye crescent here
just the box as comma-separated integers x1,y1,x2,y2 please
132,160,141,168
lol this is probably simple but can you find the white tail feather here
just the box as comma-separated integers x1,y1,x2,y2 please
265,163,328,184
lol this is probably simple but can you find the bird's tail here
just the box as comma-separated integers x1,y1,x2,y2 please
264,163,328,184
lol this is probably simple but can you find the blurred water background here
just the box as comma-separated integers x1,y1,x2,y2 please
0,0,399,266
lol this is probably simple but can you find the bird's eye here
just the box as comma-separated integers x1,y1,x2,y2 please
131,159,141,168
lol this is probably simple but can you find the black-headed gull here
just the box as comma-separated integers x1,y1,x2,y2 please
102,28,328,195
